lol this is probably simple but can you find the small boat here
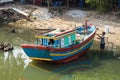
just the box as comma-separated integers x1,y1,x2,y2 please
21,23,96,63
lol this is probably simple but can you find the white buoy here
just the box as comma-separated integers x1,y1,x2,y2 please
105,25,110,33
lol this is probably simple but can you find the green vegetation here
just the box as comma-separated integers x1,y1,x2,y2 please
86,0,118,13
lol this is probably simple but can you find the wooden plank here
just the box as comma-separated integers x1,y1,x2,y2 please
12,8,29,17
0,8,9,10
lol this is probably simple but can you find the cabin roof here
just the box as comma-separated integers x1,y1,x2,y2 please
35,28,76,39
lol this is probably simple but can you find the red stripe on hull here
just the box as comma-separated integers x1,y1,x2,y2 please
51,32,96,52
21,44,52,50
21,31,96,53
54,48,90,63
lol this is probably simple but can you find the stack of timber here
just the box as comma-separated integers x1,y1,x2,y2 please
0,8,30,24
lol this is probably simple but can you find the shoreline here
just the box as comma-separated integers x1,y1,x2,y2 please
8,14,120,46
0,4,120,46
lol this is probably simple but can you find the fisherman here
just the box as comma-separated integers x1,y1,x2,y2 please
97,32,106,52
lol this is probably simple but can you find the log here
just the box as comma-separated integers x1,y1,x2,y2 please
12,8,29,17
12,8,32,21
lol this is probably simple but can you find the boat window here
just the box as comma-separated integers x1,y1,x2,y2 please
61,38,64,48
68,36,72,45
42,38,48,46
35,38,38,45
35,38,42,45
49,39,54,45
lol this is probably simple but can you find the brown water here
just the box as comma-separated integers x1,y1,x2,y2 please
0,25,120,80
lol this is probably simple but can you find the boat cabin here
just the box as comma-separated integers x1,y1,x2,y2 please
35,29,77,48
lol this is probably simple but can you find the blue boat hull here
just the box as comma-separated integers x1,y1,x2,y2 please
22,36,94,62
21,26,96,63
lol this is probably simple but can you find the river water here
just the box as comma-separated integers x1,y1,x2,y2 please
0,25,120,80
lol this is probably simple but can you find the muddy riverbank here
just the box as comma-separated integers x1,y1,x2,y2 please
0,16,120,80
1,3,120,46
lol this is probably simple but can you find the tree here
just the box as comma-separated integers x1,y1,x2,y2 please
86,0,118,13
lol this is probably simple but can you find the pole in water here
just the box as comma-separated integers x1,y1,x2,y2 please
11,28,16,33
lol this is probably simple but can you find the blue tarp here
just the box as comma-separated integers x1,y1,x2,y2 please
118,0,120,8
79,0,84,8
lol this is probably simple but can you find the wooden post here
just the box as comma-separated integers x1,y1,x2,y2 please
67,0,69,8
33,0,35,5
47,0,50,10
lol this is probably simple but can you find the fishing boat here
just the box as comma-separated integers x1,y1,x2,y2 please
21,23,96,63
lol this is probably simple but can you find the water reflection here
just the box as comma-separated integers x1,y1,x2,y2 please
0,47,31,80
30,54,91,72
26,42,120,80
0,25,120,80
26,54,92,80
0,25,35,46
0,25,33,80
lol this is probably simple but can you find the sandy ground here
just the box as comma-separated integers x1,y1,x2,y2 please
1,3,120,46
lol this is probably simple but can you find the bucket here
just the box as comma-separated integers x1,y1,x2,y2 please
105,25,110,33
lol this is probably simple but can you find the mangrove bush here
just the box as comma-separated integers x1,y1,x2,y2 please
86,0,118,13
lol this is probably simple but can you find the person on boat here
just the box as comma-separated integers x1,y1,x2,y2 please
48,39,54,47
97,32,106,52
